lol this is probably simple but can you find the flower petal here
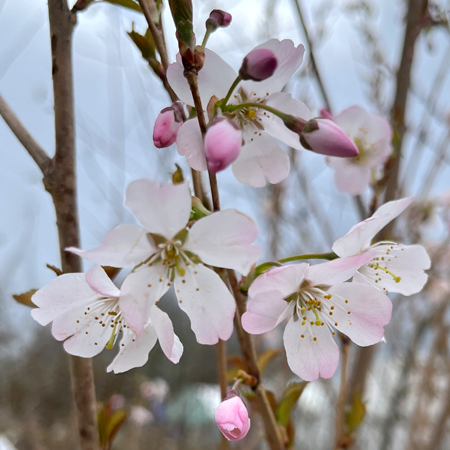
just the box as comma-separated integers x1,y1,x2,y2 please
327,282,392,346
333,105,370,136
167,50,237,108
232,133,290,187
240,39,305,97
328,160,371,195
176,120,208,171
125,179,191,240
31,273,96,326
85,266,120,298
305,254,374,287
184,209,261,275
150,306,183,363
119,264,170,337
107,327,158,374
361,114,392,144
283,314,339,381
249,263,309,299
242,291,294,334
332,197,414,257
174,265,235,345
66,224,155,268
259,92,311,150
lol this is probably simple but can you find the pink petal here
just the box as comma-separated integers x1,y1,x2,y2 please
249,263,309,299
85,266,120,298
260,92,312,150
66,224,154,268
327,282,392,346
331,161,371,195
119,264,170,337
150,306,183,363
372,197,414,220
283,315,339,381
184,209,261,275
305,254,374,287
176,120,208,171
361,114,392,144
240,39,305,97
334,105,370,136
107,327,158,374
232,133,290,187
31,273,96,326
125,179,191,240
167,50,237,108
215,396,250,441
174,265,235,345
242,291,294,334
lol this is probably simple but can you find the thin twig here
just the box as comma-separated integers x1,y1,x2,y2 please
0,93,51,173
334,336,350,449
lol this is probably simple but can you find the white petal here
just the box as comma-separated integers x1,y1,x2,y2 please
66,224,155,268
167,50,237,108
361,115,392,144
107,327,158,374
184,209,261,275
334,105,370,136
372,197,414,220
329,161,371,195
327,282,392,346
85,266,120,298
249,263,308,299
119,264,170,337
31,273,96,326
176,120,207,171
125,179,191,240
232,133,290,187
284,314,339,381
240,39,305,97
242,291,294,334
150,306,183,363
260,92,311,150
353,271,369,284
305,254,374,287
174,265,235,345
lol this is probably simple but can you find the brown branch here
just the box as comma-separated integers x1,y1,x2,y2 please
0,93,51,174
346,0,429,410
45,1,99,449
334,336,350,450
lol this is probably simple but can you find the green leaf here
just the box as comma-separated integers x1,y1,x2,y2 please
275,382,308,427
98,400,128,448
257,348,284,373
102,0,142,13
13,289,38,308
346,393,366,432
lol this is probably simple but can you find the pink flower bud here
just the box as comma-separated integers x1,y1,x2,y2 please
153,102,183,148
215,389,250,441
206,10,232,30
319,108,333,120
301,118,359,158
205,118,242,173
239,48,278,81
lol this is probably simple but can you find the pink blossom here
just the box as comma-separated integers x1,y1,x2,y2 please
169,39,311,187
153,102,183,148
239,48,278,81
67,180,261,344
326,106,393,195
300,118,359,157
215,390,250,441
242,256,392,381
31,266,183,373
333,197,431,295
205,118,242,173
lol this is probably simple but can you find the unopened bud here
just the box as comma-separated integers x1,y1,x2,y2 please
239,48,278,81
206,9,232,30
153,102,184,148
319,108,333,120
215,389,250,442
300,118,359,158
204,118,242,173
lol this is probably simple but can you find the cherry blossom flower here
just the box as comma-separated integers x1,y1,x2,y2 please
325,106,392,195
215,389,250,441
332,197,431,295
168,39,312,187
31,265,182,373
67,179,261,345
242,256,392,381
